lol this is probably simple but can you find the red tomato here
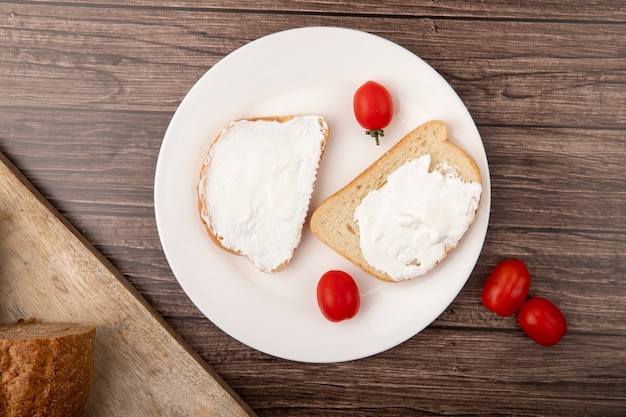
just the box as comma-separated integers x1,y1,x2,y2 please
353,81,394,145
316,270,360,322
518,297,568,347
482,260,531,317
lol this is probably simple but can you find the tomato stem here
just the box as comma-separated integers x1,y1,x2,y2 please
365,129,384,145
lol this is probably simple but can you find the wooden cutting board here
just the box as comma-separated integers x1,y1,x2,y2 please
0,151,255,417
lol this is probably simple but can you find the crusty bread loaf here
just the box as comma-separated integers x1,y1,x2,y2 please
198,114,329,273
310,120,482,282
0,322,96,417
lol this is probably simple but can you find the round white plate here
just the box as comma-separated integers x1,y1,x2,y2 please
154,26,490,363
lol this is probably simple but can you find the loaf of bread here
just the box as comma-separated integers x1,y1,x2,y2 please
198,114,329,273
0,322,96,417
310,120,482,282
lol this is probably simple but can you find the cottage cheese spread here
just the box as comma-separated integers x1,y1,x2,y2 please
200,116,327,272
354,154,482,281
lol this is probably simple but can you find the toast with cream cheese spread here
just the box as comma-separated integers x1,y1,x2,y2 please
198,114,329,273
310,120,481,282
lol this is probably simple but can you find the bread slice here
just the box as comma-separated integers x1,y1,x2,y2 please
310,120,482,282
0,322,96,417
198,114,329,273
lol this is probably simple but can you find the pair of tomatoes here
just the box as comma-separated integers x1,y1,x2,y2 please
482,260,567,347
314,81,393,322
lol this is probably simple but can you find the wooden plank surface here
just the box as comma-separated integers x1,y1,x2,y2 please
0,151,255,416
1,0,625,415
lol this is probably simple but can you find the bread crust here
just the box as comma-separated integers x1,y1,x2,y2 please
310,120,481,282
0,322,96,417
198,114,329,273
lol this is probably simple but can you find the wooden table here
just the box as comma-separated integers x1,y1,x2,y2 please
2,1,625,415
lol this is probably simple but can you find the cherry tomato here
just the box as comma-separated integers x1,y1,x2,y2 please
353,80,394,145
482,260,531,317
518,297,567,346
316,270,360,322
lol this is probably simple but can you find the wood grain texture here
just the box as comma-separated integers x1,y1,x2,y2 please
0,152,255,416
1,0,625,415
2,4,625,129
15,0,626,21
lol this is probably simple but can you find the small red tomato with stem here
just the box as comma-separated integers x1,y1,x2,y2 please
518,297,568,347
482,260,531,317
353,80,394,145
316,270,360,322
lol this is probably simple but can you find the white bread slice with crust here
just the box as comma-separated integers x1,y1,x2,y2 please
310,120,481,282
198,114,329,273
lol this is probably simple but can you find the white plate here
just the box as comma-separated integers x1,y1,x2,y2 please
154,27,491,363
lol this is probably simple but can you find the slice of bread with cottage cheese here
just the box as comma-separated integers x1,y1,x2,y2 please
198,114,329,273
310,120,482,282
